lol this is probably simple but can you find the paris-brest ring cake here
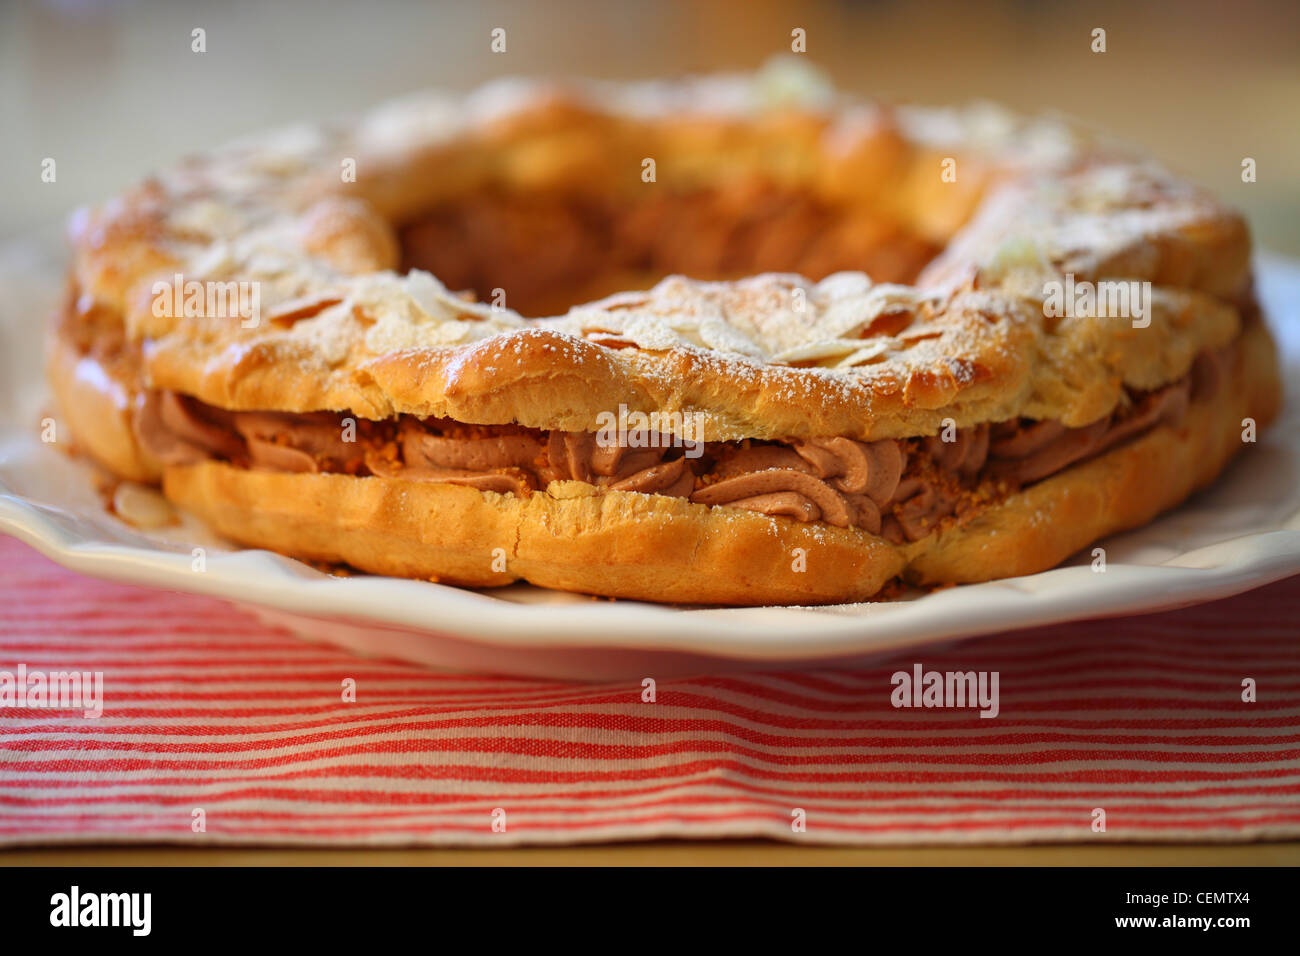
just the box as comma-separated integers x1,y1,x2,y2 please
49,65,1280,605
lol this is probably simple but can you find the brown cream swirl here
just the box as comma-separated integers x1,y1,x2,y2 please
233,411,365,474
885,477,958,543
131,346,1219,542
795,437,906,500
692,437,905,532
365,454,535,496
693,468,858,528
923,424,989,476
541,430,694,497
403,424,543,472
364,420,538,495
986,380,1190,484
133,391,244,466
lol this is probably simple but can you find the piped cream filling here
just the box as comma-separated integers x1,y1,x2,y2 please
134,345,1225,545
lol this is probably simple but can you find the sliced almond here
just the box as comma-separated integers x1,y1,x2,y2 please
112,482,178,529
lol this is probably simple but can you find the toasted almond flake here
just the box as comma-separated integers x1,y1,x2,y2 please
112,482,177,529
265,292,344,324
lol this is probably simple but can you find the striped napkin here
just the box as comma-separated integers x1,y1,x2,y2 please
1,534,1297,847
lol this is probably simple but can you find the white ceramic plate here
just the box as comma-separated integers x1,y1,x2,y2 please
2,231,1298,680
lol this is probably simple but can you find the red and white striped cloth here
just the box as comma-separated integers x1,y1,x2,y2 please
0,535,1298,847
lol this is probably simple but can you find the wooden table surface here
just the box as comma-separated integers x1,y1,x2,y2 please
1,0,1295,865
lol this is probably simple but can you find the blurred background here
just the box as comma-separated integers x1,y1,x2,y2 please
2,0,1297,251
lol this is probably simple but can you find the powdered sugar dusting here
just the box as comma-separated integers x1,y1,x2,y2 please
548,272,941,371
94,63,1244,438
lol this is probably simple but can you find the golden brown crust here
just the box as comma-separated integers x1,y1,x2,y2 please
906,317,1280,586
162,467,907,605
153,320,1279,605
105,273,1246,443
46,68,1282,606
46,296,160,484
63,72,1252,441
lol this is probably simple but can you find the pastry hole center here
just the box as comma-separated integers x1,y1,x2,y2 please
394,180,948,318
